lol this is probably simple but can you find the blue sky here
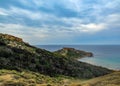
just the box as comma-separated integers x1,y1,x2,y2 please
0,0,120,45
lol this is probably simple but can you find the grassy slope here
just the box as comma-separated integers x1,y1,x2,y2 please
0,69,120,86
0,69,75,86
80,71,120,86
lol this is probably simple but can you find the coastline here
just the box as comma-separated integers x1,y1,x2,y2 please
37,45,120,70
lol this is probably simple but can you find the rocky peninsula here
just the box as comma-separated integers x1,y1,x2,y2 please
54,47,93,59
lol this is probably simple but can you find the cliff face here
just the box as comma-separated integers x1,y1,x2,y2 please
54,47,93,59
0,33,112,79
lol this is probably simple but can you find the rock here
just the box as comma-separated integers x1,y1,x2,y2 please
85,52,93,57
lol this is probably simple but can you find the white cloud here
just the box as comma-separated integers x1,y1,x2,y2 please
0,11,119,44
0,23,49,44
60,17,107,33
0,11,8,16
65,0,82,12
104,0,120,9
0,6,63,22
0,7,50,20
0,6,119,35
0,8,8,16
0,22,104,45
10,7,43,20
0,0,120,44
18,0,55,9
78,23,106,32
105,14,120,23
0,6,112,37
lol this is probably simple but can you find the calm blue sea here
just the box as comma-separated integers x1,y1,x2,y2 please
36,45,120,70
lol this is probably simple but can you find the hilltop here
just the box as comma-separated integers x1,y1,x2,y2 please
54,47,93,59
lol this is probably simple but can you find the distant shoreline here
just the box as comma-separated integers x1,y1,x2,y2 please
37,45,120,70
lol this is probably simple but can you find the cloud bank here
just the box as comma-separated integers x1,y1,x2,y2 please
0,0,120,44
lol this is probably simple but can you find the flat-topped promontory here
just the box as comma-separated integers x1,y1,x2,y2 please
54,47,93,59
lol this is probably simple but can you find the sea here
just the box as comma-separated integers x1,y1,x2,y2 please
36,45,120,70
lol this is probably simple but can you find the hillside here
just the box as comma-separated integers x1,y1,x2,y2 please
0,70,119,86
81,71,120,86
0,69,75,86
54,47,93,59
0,33,112,79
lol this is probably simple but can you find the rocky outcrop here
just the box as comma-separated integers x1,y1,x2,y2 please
0,33,36,54
0,33,23,42
85,52,93,57
0,33,23,48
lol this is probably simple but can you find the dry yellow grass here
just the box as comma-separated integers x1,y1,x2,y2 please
0,74,13,81
0,69,76,86
81,71,120,86
65,71,120,86
0,69,119,86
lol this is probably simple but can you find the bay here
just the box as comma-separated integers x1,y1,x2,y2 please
36,45,120,70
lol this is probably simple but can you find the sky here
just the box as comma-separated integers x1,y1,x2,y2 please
0,0,120,45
